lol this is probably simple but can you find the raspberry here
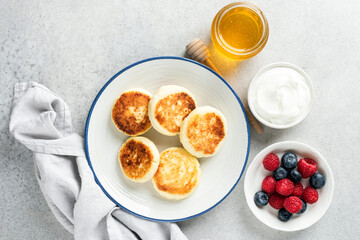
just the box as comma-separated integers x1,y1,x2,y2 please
263,153,280,171
302,187,319,204
262,176,277,194
298,158,317,178
269,193,285,209
284,196,303,213
292,182,303,197
276,179,294,196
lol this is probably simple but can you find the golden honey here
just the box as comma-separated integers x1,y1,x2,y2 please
211,2,269,60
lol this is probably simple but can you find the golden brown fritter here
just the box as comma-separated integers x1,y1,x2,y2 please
112,91,151,135
154,92,196,133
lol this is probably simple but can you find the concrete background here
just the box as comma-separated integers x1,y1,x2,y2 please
1,0,359,239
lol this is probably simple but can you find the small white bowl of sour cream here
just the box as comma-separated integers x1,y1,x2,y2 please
248,62,314,129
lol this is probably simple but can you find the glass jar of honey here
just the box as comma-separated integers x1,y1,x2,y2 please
211,2,269,60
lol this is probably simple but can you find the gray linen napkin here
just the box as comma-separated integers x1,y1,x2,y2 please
9,81,188,240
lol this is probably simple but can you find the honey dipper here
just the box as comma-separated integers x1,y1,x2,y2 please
186,38,263,134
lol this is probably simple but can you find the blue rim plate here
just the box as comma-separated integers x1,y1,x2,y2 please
85,56,250,222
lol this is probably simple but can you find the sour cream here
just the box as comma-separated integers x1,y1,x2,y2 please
248,63,313,128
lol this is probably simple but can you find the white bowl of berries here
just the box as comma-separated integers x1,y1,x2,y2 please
244,141,334,231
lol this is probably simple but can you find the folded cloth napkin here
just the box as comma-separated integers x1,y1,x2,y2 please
9,82,188,240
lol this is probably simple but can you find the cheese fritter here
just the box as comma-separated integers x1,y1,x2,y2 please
152,147,201,200
112,89,152,136
148,85,196,136
118,137,159,183
180,106,228,158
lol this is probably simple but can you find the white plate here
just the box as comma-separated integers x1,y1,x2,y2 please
85,56,250,221
244,141,334,231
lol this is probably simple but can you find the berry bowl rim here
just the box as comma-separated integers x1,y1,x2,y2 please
244,141,334,231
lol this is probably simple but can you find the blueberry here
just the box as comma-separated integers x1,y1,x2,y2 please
254,191,269,207
297,199,307,214
273,167,288,181
310,172,326,189
278,208,293,222
281,152,298,170
289,169,302,183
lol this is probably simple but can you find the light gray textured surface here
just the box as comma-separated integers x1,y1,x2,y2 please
1,0,359,239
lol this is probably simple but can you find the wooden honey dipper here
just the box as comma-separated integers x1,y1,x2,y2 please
186,38,263,134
